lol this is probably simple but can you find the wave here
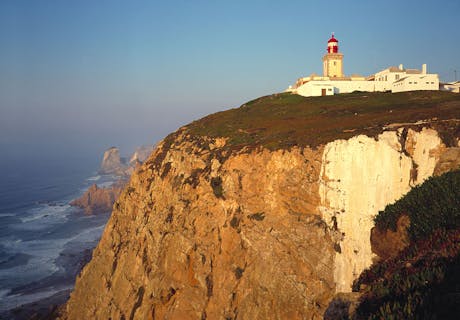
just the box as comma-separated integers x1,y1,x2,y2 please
0,285,72,312
0,171,113,313
0,213,16,219
97,181,115,188
68,224,105,243
0,289,10,299
17,204,73,225
1,218,106,275
86,175,101,181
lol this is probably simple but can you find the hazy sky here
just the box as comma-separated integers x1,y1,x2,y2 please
1,0,459,163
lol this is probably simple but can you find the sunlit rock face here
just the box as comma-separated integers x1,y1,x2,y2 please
65,132,335,319
63,124,458,319
318,128,445,292
70,182,124,215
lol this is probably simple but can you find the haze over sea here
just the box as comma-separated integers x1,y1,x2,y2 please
0,149,113,314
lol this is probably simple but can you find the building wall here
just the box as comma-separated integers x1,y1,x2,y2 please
296,80,375,97
333,80,375,94
322,53,343,78
374,68,406,92
296,82,334,97
440,82,460,93
392,74,439,93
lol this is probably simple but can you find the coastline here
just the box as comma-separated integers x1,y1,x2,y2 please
0,173,114,319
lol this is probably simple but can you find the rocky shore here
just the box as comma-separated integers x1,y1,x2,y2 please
70,181,124,215
70,145,153,216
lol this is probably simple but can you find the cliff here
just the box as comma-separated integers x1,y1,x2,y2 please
100,145,154,177
63,91,460,319
70,182,124,215
129,145,154,166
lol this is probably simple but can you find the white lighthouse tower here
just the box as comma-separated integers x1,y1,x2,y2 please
322,33,344,78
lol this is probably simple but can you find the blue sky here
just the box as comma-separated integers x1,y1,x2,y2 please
1,0,459,163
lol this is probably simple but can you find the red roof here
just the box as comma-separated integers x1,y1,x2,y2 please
328,34,338,43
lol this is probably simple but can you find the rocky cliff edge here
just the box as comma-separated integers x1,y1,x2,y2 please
63,91,460,319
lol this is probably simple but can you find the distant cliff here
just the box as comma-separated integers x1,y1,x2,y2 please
62,91,460,319
99,146,126,176
100,145,153,177
71,146,153,215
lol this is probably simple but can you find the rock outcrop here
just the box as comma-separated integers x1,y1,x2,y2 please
71,146,154,215
370,214,410,260
100,147,127,176
100,146,155,177
63,92,460,319
70,182,124,215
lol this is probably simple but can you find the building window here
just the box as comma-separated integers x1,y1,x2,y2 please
395,75,400,80
328,88,332,91
333,61,336,66
409,82,412,84
426,82,429,84
414,82,418,84
385,75,387,81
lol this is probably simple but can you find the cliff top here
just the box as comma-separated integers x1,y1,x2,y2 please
187,91,460,150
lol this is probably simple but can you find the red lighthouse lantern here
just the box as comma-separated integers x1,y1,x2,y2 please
327,33,339,53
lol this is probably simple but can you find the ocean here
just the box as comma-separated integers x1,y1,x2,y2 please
0,154,114,316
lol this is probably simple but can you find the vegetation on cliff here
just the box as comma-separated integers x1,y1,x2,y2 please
374,170,460,241
188,91,460,150
352,170,460,319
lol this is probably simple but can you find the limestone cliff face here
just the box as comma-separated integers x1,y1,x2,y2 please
318,128,446,292
64,123,459,319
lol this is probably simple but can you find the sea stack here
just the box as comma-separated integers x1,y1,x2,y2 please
99,147,127,176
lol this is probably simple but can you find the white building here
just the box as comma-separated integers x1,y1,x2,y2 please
287,34,440,97
374,64,439,93
440,81,460,93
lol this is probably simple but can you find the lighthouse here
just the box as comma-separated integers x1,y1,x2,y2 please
322,33,344,78
287,33,440,96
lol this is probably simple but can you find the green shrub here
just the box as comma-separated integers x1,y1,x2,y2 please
374,170,460,241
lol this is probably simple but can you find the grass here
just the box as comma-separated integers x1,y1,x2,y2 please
187,91,460,150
